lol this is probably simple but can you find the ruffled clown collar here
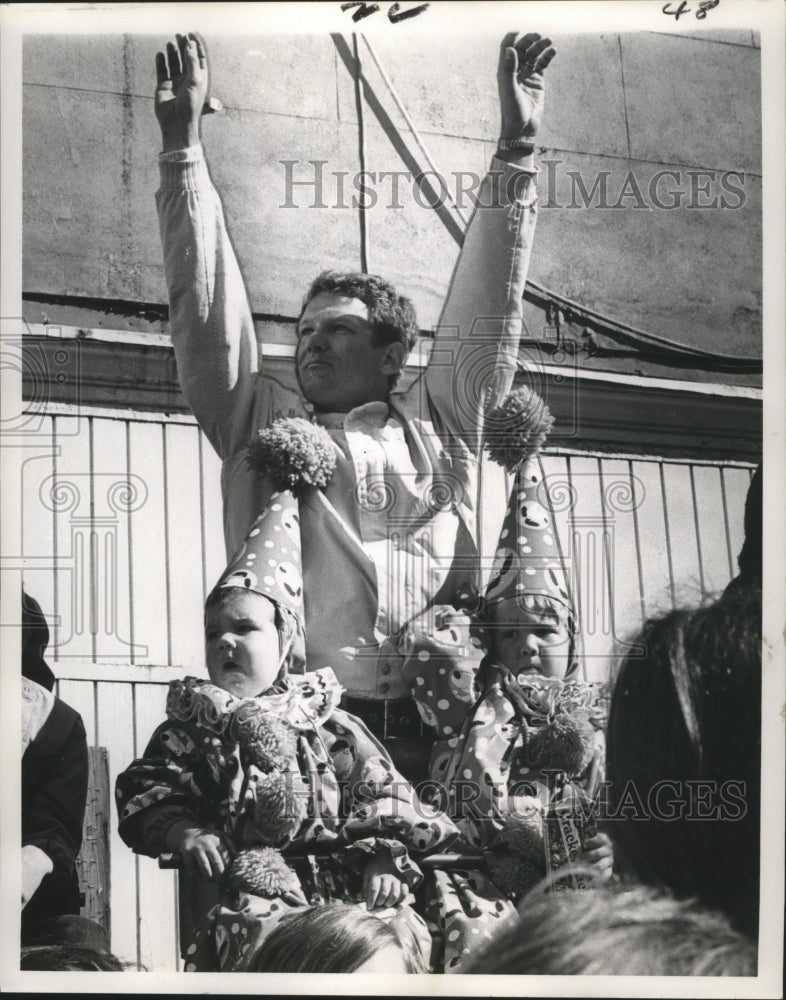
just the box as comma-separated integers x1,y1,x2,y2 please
166,667,344,737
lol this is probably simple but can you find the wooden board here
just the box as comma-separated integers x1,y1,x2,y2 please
126,423,168,665
49,414,93,664
133,683,180,972
89,417,135,663
95,680,141,967
75,745,111,940
596,457,648,673
164,423,208,674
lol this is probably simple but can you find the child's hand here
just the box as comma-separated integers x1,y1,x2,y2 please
167,821,231,879
362,853,409,910
580,831,614,881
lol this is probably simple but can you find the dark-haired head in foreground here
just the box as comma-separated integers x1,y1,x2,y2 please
465,880,757,976
21,588,55,691
724,462,762,597
251,902,423,973
606,587,761,939
20,944,125,971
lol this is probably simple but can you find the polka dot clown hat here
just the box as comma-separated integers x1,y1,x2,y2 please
212,414,340,624
484,455,575,623
212,490,304,624
481,385,577,661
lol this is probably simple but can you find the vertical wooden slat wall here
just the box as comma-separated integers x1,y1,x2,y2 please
594,457,643,675
164,423,213,674
127,423,170,666
29,405,754,970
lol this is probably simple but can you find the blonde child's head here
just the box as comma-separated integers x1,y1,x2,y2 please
252,901,425,973
486,594,573,679
204,587,298,699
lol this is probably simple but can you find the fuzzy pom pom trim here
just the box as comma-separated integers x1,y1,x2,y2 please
484,386,554,473
229,846,301,898
229,701,297,772
526,711,596,776
251,769,307,846
487,815,548,904
247,417,337,494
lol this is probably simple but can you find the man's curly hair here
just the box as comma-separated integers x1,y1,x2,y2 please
299,271,420,387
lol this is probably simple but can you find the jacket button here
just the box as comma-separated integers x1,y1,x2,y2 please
379,682,390,695
381,663,391,675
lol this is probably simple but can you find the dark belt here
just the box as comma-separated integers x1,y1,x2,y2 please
341,695,424,740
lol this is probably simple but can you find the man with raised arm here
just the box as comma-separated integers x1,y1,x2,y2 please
154,31,555,773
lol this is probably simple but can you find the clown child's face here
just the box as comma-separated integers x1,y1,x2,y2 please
489,601,570,679
205,590,281,698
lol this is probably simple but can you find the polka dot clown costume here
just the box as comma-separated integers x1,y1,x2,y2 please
402,387,612,972
115,419,459,972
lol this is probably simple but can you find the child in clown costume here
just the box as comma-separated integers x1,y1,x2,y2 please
116,420,458,972
402,388,614,972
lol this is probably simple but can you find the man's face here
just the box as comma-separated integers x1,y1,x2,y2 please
205,590,281,698
489,601,570,679
296,292,404,413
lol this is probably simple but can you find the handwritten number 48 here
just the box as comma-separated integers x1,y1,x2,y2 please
662,0,720,20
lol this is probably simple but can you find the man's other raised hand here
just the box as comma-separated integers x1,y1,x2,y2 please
498,32,556,142
155,32,209,153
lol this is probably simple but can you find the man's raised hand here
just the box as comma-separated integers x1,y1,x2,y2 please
498,32,556,142
155,32,209,152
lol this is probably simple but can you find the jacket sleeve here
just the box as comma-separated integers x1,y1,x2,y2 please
22,699,88,881
156,146,262,460
422,157,539,454
115,719,230,858
326,708,460,859
400,611,482,739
